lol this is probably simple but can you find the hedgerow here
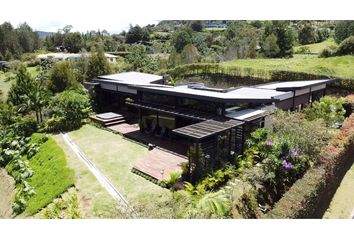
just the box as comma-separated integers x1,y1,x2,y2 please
265,113,354,218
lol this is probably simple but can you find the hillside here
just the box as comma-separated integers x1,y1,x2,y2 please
294,38,337,54
221,55,354,80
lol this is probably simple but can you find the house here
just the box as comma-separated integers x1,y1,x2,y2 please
88,72,334,180
36,52,117,63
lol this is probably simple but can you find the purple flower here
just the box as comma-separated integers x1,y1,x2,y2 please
289,149,301,158
282,160,294,170
265,138,272,146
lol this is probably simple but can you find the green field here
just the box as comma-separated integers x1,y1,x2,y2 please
68,125,173,218
221,55,354,80
294,38,337,54
25,135,75,215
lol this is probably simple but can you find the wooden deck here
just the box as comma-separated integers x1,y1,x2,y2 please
133,148,188,181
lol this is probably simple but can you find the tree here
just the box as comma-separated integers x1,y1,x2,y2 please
125,25,150,44
49,61,78,93
7,65,48,122
125,44,157,72
190,21,203,32
172,30,192,53
46,90,91,131
0,22,21,60
16,23,39,53
262,21,294,58
334,20,354,44
87,47,111,80
263,34,280,58
63,32,83,53
298,22,316,45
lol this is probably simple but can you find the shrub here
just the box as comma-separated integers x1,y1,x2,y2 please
45,90,91,131
10,116,38,137
266,113,354,218
336,36,354,56
319,47,336,58
304,96,346,127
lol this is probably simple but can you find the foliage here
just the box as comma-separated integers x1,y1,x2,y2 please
41,189,81,219
263,34,280,58
319,47,336,58
125,44,157,72
7,65,48,122
271,110,334,161
171,29,193,53
24,135,75,215
336,36,354,56
334,20,354,44
304,96,346,127
45,90,91,131
49,61,78,93
261,21,294,58
87,47,111,80
266,114,354,218
125,25,150,44
197,166,235,192
298,21,317,45
190,21,204,32
161,171,181,191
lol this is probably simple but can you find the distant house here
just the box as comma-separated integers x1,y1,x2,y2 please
36,52,117,63
205,23,227,29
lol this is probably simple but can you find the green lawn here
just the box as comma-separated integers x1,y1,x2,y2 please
52,134,125,218
294,38,337,54
68,125,173,218
25,134,75,215
221,55,354,80
323,163,354,219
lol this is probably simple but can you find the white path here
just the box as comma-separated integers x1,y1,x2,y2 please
60,131,137,218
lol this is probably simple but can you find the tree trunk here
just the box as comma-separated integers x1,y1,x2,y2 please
35,111,39,123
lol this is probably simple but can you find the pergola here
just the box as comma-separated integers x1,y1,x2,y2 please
172,119,244,182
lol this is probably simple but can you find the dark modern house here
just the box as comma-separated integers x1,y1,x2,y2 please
87,72,334,180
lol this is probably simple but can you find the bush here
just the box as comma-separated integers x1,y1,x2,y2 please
266,114,354,218
10,116,38,137
319,47,336,58
304,96,346,127
45,90,91,131
336,36,354,56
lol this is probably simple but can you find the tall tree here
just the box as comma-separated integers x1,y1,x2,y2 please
172,29,192,53
87,47,111,80
262,21,294,58
298,21,316,45
334,20,354,44
49,61,77,93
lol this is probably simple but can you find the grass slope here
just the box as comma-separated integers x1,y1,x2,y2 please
294,38,337,54
221,55,354,80
25,135,75,215
52,134,124,218
68,125,173,218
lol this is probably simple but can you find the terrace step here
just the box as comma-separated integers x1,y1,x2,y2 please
105,119,126,126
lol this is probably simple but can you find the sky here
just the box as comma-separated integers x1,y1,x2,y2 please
1,0,353,34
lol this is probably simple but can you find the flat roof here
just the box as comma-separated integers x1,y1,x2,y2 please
225,108,266,121
95,72,164,85
133,84,293,103
173,119,244,140
256,79,334,91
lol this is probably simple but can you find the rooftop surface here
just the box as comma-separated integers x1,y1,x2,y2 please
96,72,164,85
256,79,334,90
134,84,293,103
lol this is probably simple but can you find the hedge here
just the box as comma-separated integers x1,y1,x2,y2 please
265,113,354,218
161,63,354,90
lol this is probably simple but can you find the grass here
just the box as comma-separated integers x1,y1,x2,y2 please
221,55,354,80
52,134,125,218
0,71,11,100
204,27,226,32
68,124,173,218
25,134,75,215
323,163,354,219
294,38,337,54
